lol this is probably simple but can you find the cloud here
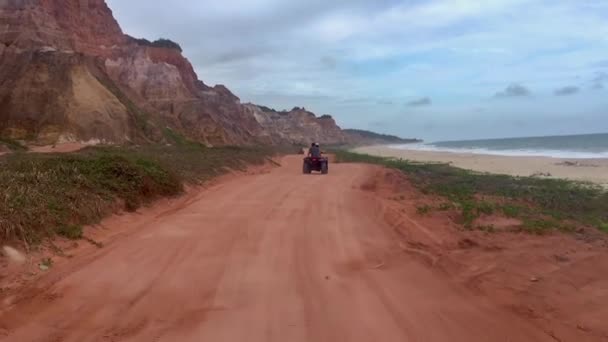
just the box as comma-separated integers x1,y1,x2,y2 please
592,60,608,68
208,46,273,65
376,99,394,105
320,56,337,69
369,120,389,128
554,86,579,96
591,71,608,89
406,97,432,107
494,84,531,98
339,97,395,105
339,97,373,104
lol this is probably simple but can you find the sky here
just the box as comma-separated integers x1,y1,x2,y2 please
106,0,608,142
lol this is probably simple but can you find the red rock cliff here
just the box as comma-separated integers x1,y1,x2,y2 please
0,0,125,54
0,0,267,145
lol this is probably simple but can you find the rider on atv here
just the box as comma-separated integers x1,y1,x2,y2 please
303,142,328,174
308,142,321,158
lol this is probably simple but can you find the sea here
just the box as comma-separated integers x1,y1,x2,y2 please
390,133,608,159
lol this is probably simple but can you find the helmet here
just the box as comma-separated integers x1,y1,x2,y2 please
315,143,320,147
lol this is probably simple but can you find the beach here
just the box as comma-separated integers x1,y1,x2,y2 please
355,145,608,186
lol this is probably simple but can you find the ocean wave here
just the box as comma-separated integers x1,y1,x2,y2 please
388,143,608,159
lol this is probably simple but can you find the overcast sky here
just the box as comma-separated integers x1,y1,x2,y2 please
106,0,608,141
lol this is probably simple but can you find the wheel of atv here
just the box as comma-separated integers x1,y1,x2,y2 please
303,161,312,174
321,161,328,174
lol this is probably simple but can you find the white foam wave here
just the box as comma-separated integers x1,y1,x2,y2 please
388,143,608,159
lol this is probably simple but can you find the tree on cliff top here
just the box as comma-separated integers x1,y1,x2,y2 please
128,36,183,52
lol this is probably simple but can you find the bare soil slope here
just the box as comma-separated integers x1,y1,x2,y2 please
1,156,605,341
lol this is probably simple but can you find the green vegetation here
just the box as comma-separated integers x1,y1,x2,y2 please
416,204,432,215
335,150,608,233
342,129,422,144
56,224,84,240
502,204,524,218
163,127,197,147
258,105,279,113
129,36,183,52
0,144,282,245
523,218,559,235
0,137,28,151
475,200,495,215
438,202,454,211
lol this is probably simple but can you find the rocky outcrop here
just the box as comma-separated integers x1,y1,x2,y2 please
246,104,419,146
246,105,349,145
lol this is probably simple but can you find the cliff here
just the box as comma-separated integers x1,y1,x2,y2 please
0,0,265,145
246,105,349,145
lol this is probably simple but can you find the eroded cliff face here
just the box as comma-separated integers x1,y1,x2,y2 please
0,0,268,145
246,105,348,145
0,48,134,144
103,45,269,145
0,0,124,54
0,0,131,143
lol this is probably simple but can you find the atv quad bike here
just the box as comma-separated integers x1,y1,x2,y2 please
303,155,329,174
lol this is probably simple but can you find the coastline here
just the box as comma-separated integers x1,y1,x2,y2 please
354,145,608,187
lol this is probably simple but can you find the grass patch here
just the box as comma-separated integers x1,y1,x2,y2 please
416,204,432,215
459,201,478,228
335,150,608,233
0,144,285,245
522,218,558,235
502,204,524,218
438,202,454,211
56,224,83,240
0,137,28,151
475,200,495,215
163,127,200,147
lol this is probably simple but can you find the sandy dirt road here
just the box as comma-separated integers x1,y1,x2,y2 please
0,156,556,342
